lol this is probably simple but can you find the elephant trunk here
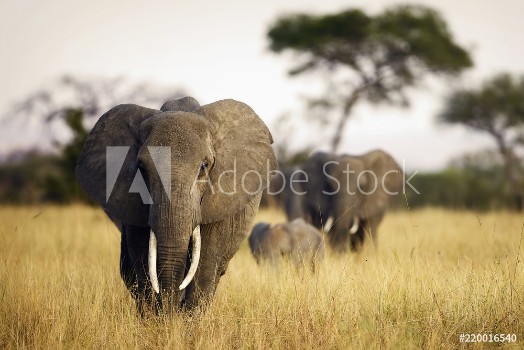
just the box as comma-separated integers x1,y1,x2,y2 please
148,226,201,293
148,184,201,310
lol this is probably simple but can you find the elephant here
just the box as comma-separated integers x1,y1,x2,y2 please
263,166,306,220
76,96,277,314
300,150,402,253
248,218,325,271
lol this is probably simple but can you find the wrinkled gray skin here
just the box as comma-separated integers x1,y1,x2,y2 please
76,97,277,314
248,218,325,271
264,167,306,220
301,150,402,253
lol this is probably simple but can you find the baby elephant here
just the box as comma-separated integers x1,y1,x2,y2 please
249,218,325,271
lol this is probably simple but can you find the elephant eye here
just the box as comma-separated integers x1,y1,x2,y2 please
200,160,209,173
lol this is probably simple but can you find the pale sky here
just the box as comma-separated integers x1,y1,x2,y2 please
0,0,523,170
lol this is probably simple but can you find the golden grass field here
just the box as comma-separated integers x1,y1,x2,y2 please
0,205,523,349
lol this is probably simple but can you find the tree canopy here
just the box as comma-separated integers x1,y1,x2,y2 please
268,4,473,151
439,73,524,141
439,73,524,210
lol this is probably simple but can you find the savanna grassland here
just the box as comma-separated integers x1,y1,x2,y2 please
0,205,522,349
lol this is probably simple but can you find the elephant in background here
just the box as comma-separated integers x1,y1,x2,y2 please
249,218,325,271
264,167,306,220
301,150,402,253
76,97,277,314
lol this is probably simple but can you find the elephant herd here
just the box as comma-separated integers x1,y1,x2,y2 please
75,97,402,315
263,150,403,252
250,149,403,269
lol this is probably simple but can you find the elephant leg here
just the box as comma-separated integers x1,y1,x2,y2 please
366,212,385,246
185,220,251,313
328,225,351,253
183,195,261,313
182,222,220,313
290,248,304,271
122,224,158,313
350,221,366,252
306,204,322,229
351,214,384,252
120,231,136,294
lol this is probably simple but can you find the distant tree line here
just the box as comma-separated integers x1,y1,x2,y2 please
0,75,185,204
439,73,524,210
399,150,514,210
0,142,516,211
261,149,517,211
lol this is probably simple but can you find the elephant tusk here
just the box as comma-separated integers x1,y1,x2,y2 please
148,230,160,294
179,225,201,290
349,216,360,235
322,217,333,232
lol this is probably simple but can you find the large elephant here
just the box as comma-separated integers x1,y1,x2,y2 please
301,150,402,253
248,218,325,271
76,97,277,313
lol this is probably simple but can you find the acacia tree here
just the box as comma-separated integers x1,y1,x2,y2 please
439,73,524,210
267,4,473,151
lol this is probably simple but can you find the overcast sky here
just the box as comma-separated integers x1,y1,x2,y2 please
1,0,523,170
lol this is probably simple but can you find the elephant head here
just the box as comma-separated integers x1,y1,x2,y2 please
76,97,277,312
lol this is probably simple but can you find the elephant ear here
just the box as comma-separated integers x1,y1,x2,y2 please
360,150,402,218
198,99,277,224
76,104,160,226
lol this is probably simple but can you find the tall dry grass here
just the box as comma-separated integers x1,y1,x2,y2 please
0,205,522,349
